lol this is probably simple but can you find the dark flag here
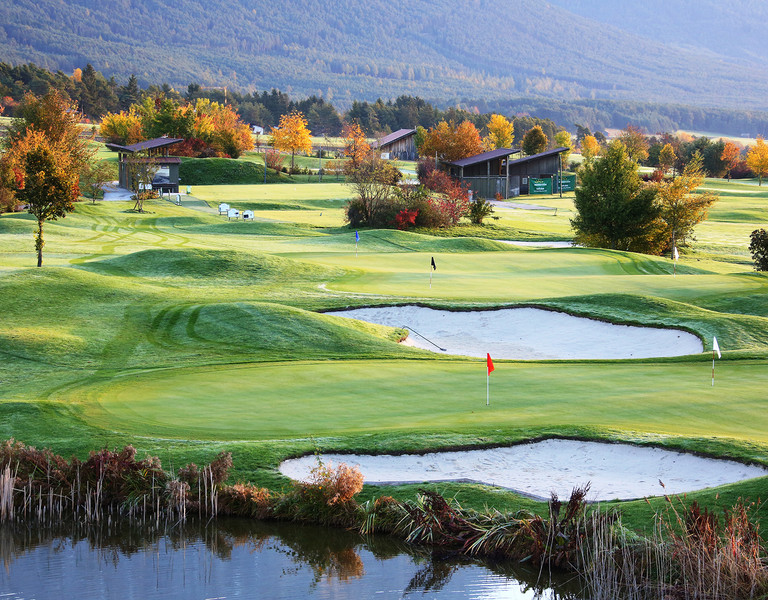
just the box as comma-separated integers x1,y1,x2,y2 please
431,257,436,270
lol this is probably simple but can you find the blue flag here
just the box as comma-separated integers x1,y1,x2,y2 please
355,231,360,243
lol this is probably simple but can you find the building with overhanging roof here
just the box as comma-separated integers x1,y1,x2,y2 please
106,137,184,193
446,147,568,198
372,129,416,161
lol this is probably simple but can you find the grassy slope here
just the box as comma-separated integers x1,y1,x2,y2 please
1,180,768,531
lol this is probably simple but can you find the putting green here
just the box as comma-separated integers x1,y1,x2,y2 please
295,249,756,302
68,359,768,442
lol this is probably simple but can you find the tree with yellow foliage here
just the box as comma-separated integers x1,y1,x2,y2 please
658,143,676,176
580,135,600,163
655,153,717,253
746,136,768,186
554,130,573,168
482,114,514,150
191,99,253,158
100,108,143,145
271,111,313,171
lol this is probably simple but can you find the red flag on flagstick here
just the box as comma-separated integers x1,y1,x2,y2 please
486,353,494,406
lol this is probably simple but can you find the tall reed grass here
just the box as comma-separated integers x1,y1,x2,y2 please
0,439,244,525
579,493,768,599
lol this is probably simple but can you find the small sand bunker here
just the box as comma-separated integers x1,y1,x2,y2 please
279,439,768,501
327,305,702,359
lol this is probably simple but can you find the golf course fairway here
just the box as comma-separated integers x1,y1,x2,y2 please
1,177,768,521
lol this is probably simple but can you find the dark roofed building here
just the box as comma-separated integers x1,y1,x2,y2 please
372,129,416,161
506,148,568,195
107,137,184,193
446,148,522,199
446,147,568,198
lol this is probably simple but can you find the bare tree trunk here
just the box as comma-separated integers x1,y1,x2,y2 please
35,220,44,267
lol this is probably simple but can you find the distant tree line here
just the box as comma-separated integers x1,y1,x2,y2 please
0,62,566,146
479,98,768,140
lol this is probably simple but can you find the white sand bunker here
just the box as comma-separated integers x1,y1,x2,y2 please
328,305,702,359
280,439,768,501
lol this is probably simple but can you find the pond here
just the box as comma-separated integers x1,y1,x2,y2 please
0,519,583,599
327,305,703,359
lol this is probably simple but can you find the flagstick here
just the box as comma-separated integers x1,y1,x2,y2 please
712,349,715,387
486,371,490,406
355,241,358,257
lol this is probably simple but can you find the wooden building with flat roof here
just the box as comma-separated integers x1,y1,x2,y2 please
106,137,184,193
446,147,568,198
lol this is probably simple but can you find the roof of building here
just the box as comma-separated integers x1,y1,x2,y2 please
119,156,182,164
507,147,569,166
105,137,184,153
446,148,522,167
373,128,416,148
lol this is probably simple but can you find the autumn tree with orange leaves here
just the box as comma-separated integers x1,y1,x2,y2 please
101,97,252,158
419,120,483,162
6,130,80,266
721,141,741,181
271,110,313,171
342,122,371,172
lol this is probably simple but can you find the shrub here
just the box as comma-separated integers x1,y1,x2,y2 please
304,461,364,506
469,196,494,225
344,197,368,228
264,148,284,172
275,460,364,527
421,169,470,226
416,157,439,182
218,483,271,518
749,229,768,271
395,208,418,230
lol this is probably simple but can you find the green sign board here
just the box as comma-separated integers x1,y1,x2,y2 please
555,175,577,192
529,178,552,194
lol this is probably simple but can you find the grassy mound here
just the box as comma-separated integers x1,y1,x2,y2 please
91,248,341,283
0,214,37,234
180,157,282,185
145,301,413,361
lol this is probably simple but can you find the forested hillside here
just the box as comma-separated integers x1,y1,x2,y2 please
1,0,767,110
547,0,768,64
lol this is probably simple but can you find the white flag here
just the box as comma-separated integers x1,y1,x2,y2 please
713,336,721,359
673,246,679,261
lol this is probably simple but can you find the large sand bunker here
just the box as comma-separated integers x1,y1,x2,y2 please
280,439,768,501
327,305,703,359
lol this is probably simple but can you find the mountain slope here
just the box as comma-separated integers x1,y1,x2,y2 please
546,0,768,64
1,0,766,110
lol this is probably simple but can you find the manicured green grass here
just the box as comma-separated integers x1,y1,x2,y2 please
69,359,768,442
2,178,768,528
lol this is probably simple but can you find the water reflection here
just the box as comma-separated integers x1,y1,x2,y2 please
0,519,584,599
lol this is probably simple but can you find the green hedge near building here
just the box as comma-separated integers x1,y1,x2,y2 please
179,158,282,185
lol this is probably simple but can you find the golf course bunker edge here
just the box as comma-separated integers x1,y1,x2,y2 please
280,439,768,502
327,305,703,359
